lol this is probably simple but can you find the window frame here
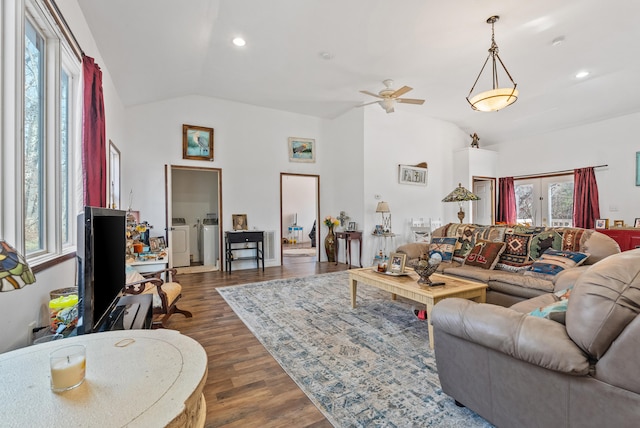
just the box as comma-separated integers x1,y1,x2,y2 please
21,0,80,266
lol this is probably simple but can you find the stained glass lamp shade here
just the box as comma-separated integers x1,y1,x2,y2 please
0,240,36,292
442,183,481,223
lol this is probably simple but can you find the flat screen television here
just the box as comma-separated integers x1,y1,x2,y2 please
76,206,126,334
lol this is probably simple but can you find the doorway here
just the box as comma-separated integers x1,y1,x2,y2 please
472,176,496,225
165,165,222,271
280,173,320,264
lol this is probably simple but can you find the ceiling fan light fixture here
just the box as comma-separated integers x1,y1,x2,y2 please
380,98,395,113
466,16,518,112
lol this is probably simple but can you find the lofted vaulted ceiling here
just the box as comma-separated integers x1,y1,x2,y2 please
77,0,640,145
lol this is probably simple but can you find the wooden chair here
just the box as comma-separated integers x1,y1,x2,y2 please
124,268,192,328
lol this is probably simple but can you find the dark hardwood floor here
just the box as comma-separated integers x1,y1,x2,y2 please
167,259,349,428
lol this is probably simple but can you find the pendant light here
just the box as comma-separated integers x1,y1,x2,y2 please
466,16,518,112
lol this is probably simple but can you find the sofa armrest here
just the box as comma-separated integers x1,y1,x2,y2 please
552,265,590,291
431,298,590,375
395,242,429,260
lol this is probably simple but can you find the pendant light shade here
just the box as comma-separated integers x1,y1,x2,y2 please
467,16,518,112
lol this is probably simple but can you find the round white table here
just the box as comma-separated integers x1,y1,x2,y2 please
0,329,207,427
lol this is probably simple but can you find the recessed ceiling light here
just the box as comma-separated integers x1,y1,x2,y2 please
319,51,334,60
232,37,246,47
575,71,590,79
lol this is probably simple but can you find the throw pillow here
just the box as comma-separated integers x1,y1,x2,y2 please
523,249,589,279
428,237,457,262
495,233,534,271
561,228,591,252
529,299,569,324
452,225,477,263
464,240,506,270
529,230,563,260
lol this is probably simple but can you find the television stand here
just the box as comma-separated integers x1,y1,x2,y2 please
106,294,152,331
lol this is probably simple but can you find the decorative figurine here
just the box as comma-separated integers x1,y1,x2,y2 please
470,133,480,148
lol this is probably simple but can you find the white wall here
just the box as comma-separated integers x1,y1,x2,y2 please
124,95,331,268
361,106,469,264
492,111,640,226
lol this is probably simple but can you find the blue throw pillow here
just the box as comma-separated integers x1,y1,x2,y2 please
524,249,589,279
428,237,457,262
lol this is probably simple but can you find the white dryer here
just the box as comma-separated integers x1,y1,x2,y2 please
171,218,191,267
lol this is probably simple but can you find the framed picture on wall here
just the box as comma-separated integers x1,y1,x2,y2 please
398,164,428,186
288,137,315,163
183,124,214,161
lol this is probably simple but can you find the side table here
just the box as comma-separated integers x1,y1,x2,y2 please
335,231,363,269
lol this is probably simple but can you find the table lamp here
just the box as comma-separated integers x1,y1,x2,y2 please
376,201,392,233
0,240,36,292
442,183,480,223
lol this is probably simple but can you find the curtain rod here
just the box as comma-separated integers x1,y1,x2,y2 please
44,0,85,62
512,164,608,180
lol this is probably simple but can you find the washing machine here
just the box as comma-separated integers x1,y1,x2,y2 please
202,218,219,268
171,218,191,267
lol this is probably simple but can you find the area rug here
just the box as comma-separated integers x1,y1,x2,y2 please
175,265,218,275
217,272,492,427
283,247,317,257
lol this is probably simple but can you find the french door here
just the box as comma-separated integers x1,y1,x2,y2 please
514,175,574,227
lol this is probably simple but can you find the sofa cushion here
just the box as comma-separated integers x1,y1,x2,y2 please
567,249,640,359
529,230,563,260
441,265,495,283
429,237,457,262
488,270,555,292
510,293,559,314
523,249,589,279
496,233,534,271
464,240,506,270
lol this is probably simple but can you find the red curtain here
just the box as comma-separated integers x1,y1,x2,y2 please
82,56,106,207
573,167,600,229
497,177,516,224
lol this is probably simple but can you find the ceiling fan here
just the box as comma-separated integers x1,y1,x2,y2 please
358,79,425,113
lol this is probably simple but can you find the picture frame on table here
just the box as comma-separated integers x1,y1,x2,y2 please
232,214,248,231
595,219,609,229
388,252,407,274
636,152,640,186
613,219,625,228
149,237,160,252
347,221,357,231
288,137,315,163
157,236,166,249
183,124,214,161
635,218,640,228
398,164,428,186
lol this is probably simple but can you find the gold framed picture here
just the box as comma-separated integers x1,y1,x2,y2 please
183,124,214,161
613,219,624,228
232,214,248,230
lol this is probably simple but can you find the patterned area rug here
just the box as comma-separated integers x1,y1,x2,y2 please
217,272,492,427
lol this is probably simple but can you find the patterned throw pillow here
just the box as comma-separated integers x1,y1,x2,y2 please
428,237,457,262
523,249,589,279
529,230,563,260
495,233,534,271
464,240,506,270
453,225,477,262
561,228,591,252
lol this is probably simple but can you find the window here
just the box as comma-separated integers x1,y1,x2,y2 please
515,175,574,227
24,19,46,254
20,1,80,263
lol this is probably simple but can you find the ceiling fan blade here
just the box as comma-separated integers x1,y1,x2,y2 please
360,90,383,99
390,86,412,98
397,98,425,105
356,100,380,108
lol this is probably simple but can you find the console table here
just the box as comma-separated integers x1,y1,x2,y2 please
225,230,264,272
599,228,640,251
0,329,208,427
335,230,363,268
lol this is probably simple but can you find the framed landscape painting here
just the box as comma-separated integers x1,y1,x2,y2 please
288,137,315,163
183,124,214,161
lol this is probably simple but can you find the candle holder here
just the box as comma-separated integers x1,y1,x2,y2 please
50,344,86,392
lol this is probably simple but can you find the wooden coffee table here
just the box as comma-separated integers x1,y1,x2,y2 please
349,268,487,349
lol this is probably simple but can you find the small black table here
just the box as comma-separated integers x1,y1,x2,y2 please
225,230,265,272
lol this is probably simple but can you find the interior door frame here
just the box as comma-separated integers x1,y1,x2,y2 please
165,165,223,268
279,172,320,264
472,176,496,224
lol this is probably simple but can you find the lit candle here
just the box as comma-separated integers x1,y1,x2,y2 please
50,345,86,392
